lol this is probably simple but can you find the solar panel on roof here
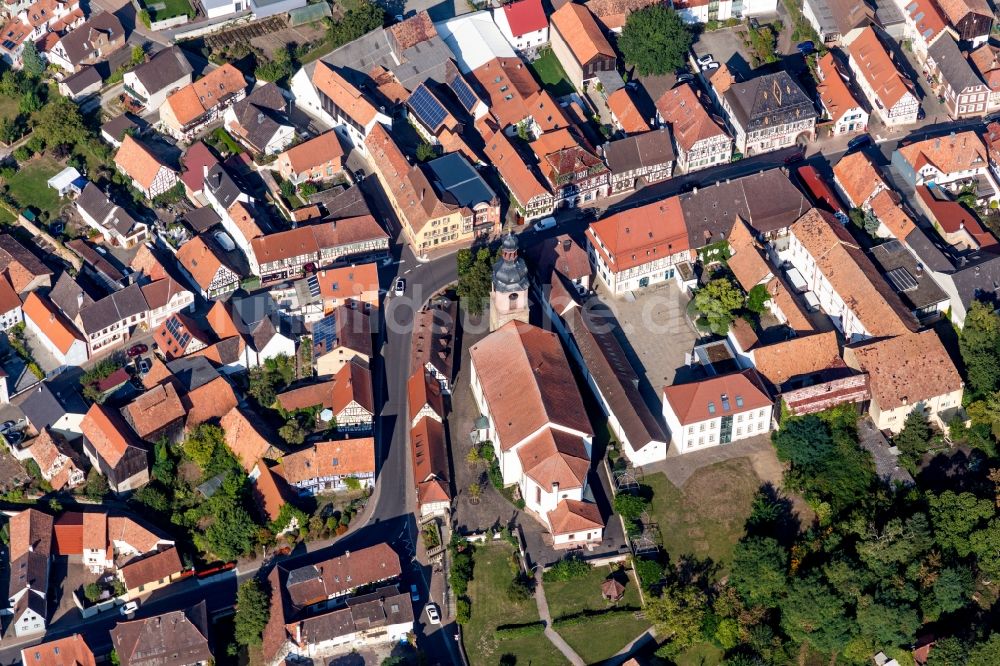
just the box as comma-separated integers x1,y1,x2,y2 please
165,316,191,348
313,315,339,353
887,267,919,292
449,74,478,113
307,275,321,298
408,84,448,131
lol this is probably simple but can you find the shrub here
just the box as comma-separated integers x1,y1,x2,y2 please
84,583,102,603
506,574,533,602
634,557,664,591
495,622,545,637
543,555,590,582
455,597,471,624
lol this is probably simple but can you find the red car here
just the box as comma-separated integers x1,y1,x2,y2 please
127,344,148,358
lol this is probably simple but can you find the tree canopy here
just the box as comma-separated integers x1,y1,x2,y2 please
456,247,495,315
692,277,744,335
618,5,693,76
234,579,270,646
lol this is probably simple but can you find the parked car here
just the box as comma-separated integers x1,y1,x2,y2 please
847,134,872,152
354,170,366,182
702,62,719,71
797,41,815,54
394,278,406,297
676,73,695,84
534,216,556,231
120,601,138,616
410,584,419,602
425,603,441,625
0,420,14,433
138,359,150,375
696,54,714,67
127,344,148,358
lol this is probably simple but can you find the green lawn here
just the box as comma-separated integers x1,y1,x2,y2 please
675,642,725,666
644,458,762,575
7,155,65,218
530,50,576,97
544,565,650,663
143,0,193,21
464,542,565,666
0,95,18,123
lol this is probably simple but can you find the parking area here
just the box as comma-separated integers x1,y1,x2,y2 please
591,280,699,411
50,557,105,625
691,25,753,80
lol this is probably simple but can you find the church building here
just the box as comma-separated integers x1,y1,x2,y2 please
490,233,530,331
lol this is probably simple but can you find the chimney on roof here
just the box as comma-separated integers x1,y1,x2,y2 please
552,481,559,493
345,550,350,558
77,292,83,309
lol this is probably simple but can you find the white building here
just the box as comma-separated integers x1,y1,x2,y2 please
816,52,869,135
847,27,920,127
0,277,21,331
673,0,778,24
122,46,192,112
492,0,548,53
662,369,773,453
586,198,692,295
21,292,88,369
469,321,604,547
289,61,392,154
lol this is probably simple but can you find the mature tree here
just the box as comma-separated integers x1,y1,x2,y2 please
959,300,1000,397
456,247,494,314
31,97,88,149
771,414,833,472
328,1,385,49
857,514,933,580
746,284,771,314
84,468,109,500
21,41,44,77
646,583,706,657
613,493,649,521
970,519,1000,579
967,634,1000,666
619,5,693,76
894,409,932,467
692,277,744,335
132,485,170,513
279,417,307,446
967,390,1000,442
928,490,994,556
184,424,224,469
203,504,259,561
932,565,974,616
855,598,920,647
19,89,42,115
780,576,856,654
926,637,969,666
728,537,788,606
234,578,270,646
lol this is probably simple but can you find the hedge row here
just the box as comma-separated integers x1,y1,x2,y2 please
495,621,546,638
551,606,642,629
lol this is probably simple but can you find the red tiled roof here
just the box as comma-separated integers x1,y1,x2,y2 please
502,0,548,36
663,369,772,425
587,197,688,272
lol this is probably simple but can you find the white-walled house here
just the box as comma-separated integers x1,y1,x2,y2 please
586,198,692,295
492,0,548,52
844,330,963,432
289,61,391,154
847,27,920,127
22,292,88,369
469,321,604,547
780,209,916,342
662,369,773,453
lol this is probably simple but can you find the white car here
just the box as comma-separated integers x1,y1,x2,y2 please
696,54,714,66
394,278,406,296
534,216,556,231
702,62,720,71
425,603,441,625
119,601,138,616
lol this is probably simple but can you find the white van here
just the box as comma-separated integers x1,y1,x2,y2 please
535,216,556,231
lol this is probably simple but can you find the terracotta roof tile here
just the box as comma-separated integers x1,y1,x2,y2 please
119,547,182,590
22,292,81,355
606,87,649,134
387,11,437,50
586,0,660,29
183,376,238,428
279,132,344,175
655,83,728,152
516,427,590,490
227,201,264,243
789,208,916,338
869,189,916,238
726,217,771,290
587,196,688,273
277,381,336,411
164,64,247,127
817,53,864,123
752,331,842,389
114,136,173,192
548,499,603,535
81,404,136,468
833,151,886,208
663,369,772,425
470,322,592,450
411,415,449,506
122,382,186,440
501,0,548,36
551,2,615,65
107,516,168,554
848,27,914,109
471,57,568,130
281,438,375,483
846,330,962,409
480,121,550,206
407,369,444,422
312,63,379,128
221,407,276,472
252,463,290,521
21,634,96,666
897,130,989,177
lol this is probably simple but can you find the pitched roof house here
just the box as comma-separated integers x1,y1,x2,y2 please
279,438,376,495
0,234,53,294
832,150,888,208
122,46,193,111
847,27,919,126
114,135,178,200
492,0,548,51
655,83,732,173
80,403,149,494
220,406,279,472
21,634,96,666
411,414,450,518
161,64,248,140
282,543,401,610
223,82,295,156
111,601,212,666
275,131,345,185
548,1,616,91
175,235,240,300
48,12,124,72
718,70,818,155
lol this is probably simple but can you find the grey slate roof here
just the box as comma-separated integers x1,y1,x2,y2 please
869,239,949,311
310,183,371,219
603,128,676,174
101,113,139,142
76,183,141,236
678,169,809,247
78,283,148,335
205,164,243,210
62,66,101,95
58,12,124,67
129,46,192,95
183,206,222,233
423,153,496,208
166,356,220,392
0,234,52,284
228,82,289,152
929,32,984,93
724,71,818,132
50,272,94,320
112,601,211,666
16,382,86,432
904,224,1000,311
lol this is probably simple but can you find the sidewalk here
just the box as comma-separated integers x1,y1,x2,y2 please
533,570,585,666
